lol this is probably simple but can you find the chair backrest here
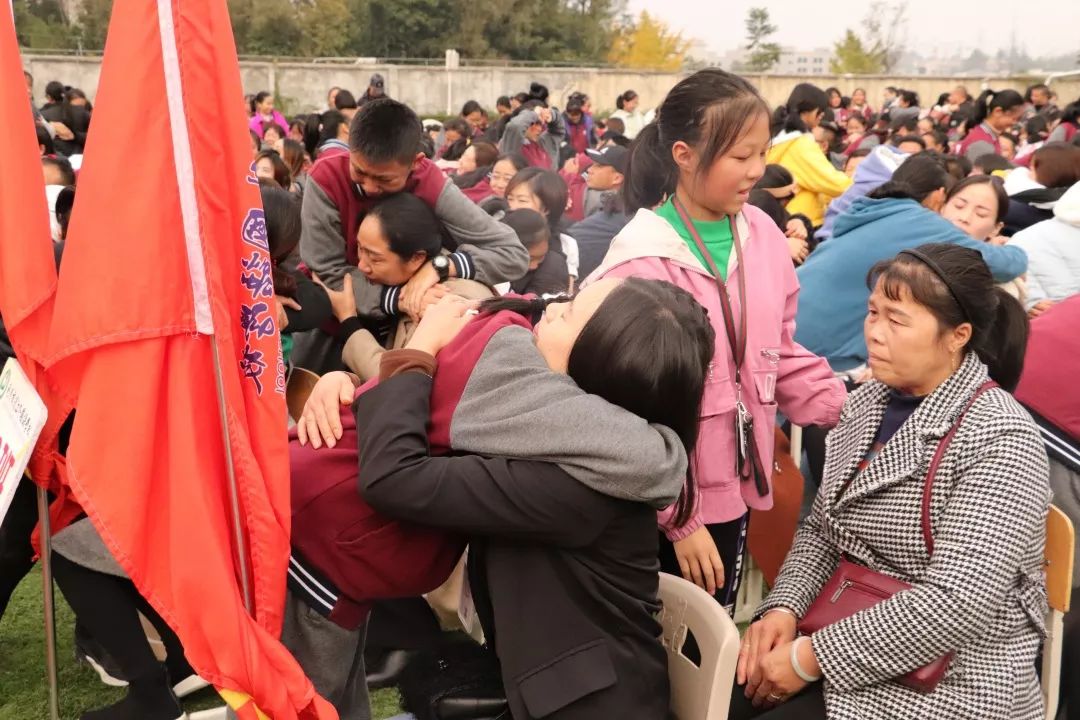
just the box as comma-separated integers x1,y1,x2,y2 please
658,572,741,720
1043,504,1075,720
285,367,321,422
748,427,805,587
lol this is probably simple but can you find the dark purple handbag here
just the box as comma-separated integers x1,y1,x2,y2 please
798,381,996,693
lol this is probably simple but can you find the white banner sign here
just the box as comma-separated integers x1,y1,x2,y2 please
0,358,48,527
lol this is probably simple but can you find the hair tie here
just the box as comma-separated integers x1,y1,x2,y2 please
897,249,975,324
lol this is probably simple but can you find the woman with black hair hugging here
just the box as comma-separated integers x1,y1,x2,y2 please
733,243,1049,719
317,192,495,382
290,277,717,719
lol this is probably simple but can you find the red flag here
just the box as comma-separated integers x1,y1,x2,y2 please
0,4,74,522
45,1,334,717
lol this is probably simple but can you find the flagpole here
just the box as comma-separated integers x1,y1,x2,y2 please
210,340,253,613
37,485,61,720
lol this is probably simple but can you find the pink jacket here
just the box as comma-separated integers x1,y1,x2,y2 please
248,110,288,138
585,206,845,539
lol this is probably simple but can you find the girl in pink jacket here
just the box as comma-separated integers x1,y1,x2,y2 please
585,68,846,613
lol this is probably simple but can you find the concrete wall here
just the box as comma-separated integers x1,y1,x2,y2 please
22,54,1080,116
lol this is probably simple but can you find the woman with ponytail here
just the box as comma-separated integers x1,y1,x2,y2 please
610,89,646,140
737,242,1048,720
794,153,1028,375
765,83,853,228
955,88,1025,160
586,68,846,614
291,279,717,719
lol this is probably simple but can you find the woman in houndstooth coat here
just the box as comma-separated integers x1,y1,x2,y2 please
731,243,1052,720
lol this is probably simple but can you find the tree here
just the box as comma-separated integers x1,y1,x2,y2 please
297,0,353,57
607,11,689,71
743,7,779,72
962,49,990,73
13,0,79,50
829,29,881,74
75,0,113,50
227,0,302,56
860,0,906,73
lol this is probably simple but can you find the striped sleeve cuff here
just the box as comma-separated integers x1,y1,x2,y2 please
450,251,474,280
381,285,402,317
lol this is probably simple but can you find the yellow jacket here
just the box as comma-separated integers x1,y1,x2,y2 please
767,131,852,227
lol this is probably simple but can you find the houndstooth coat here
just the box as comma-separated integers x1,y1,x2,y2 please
758,353,1051,719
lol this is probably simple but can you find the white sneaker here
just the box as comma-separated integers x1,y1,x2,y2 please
83,652,129,688
173,674,210,699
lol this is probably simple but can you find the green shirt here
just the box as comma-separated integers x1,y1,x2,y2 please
656,198,733,281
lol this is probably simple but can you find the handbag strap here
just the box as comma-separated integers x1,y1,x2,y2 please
670,196,747,386
920,380,998,555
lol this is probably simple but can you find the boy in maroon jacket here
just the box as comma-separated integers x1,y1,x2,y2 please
297,100,527,345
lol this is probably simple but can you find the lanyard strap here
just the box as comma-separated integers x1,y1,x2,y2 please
671,196,747,386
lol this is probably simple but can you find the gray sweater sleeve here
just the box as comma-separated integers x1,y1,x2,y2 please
964,139,996,161
435,181,529,284
299,179,386,319
450,326,687,508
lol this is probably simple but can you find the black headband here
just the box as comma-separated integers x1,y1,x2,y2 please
897,249,974,324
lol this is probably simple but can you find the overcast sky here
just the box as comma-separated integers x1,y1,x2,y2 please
629,0,1080,59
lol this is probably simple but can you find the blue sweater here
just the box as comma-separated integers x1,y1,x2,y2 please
794,196,1029,371
816,145,906,243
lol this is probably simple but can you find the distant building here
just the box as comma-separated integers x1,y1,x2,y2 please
774,47,832,75
714,46,832,75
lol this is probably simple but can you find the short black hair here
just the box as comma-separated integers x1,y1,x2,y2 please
972,152,1014,174
923,128,950,153
348,98,423,165
496,96,511,109
501,208,550,250
42,156,75,186
37,124,55,155
894,135,927,152
334,89,358,111
45,81,66,103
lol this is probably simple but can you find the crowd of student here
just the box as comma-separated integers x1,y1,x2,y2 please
5,63,1080,720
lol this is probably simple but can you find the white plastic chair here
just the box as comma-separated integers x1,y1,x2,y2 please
1044,504,1075,720
658,572,741,720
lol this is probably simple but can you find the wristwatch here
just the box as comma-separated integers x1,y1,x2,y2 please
432,255,451,282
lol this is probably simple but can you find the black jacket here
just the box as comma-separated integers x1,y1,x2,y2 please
566,211,632,281
40,103,91,156
282,272,332,335
357,372,670,720
510,251,570,296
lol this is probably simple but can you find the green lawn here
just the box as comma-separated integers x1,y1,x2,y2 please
0,567,401,719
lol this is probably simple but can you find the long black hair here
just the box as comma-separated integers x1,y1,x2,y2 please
867,152,952,204
260,185,302,297
771,83,828,136
505,167,569,230
481,278,716,527
364,193,443,262
867,243,1028,390
616,89,638,110
623,68,769,212
971,89,1024,126
944,174,1009,224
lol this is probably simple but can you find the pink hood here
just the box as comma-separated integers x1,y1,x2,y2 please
586,206,845,537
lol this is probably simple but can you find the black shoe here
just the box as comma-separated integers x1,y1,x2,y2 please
80,668,186,720
365,648,416,690
75,624,129,687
